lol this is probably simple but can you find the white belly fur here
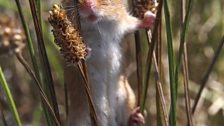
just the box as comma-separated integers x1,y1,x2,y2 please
82,20,131,126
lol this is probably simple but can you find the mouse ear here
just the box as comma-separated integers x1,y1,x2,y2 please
138,11,155,29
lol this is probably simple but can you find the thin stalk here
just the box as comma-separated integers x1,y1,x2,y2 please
192,36,224,114
77,61,99,126
35,3,53,125
140,1,163,113
71,0,98,124
0,67,22,126
153,52,169,126
34,1,56,125
175,0,193,91
14,0,57,125
156,5,163,84
64,81,69,118
163,0,176,125
182,44,193,126
35,0,42,28
156,87,163,126
180,0,193,125
28,0,60,122
155,14,164,126
134,31,143,106
14,0,40,81
15,52,60,126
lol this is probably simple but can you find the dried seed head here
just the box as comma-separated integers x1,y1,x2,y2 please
133,0,158,18
48,4,87,65
0,14,25,55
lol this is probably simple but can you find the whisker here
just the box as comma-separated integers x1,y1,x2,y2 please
63,5,78,8
63,6,75,9
62,5,81,22
70,11,79,21
64,8,76,11
63,5,79,9
71,11,76,21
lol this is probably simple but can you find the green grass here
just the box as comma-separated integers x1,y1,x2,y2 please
0,67,22,126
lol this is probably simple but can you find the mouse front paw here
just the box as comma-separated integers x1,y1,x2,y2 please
127,107,145,126
138,11,156,29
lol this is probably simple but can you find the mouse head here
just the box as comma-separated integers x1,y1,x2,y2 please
63,0,155,31
77,0,126,23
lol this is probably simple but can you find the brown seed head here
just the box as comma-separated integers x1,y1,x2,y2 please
0,14,25,55
133,0,158,18
48,4,87,65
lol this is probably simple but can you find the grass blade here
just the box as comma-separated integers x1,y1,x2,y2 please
0,67,22,126
14,0,59,125
155,16,167,126
77,61,99,126
192,36,224,114
14,0,41,81
64,82,69,118
153,52,169,126
182,44,193,126
140,1,163,112
35,0,41,28
134,31,143,106
163,0,176,125
15,52,60,126
33,0,58,126
175,0,193,90
28,0,60,122
180,0,193,125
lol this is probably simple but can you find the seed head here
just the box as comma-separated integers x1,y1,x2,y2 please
0,14,25,55
133,0,158,18
48,4,87,65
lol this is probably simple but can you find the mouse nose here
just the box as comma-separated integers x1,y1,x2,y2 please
79,0,95,8
79,0,97,16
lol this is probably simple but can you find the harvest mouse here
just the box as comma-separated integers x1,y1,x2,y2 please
62,0,155,125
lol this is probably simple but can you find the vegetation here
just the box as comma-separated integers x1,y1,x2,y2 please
0,0,223,126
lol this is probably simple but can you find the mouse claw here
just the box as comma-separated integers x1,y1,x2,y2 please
139,11,156,29
128,107,145,126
